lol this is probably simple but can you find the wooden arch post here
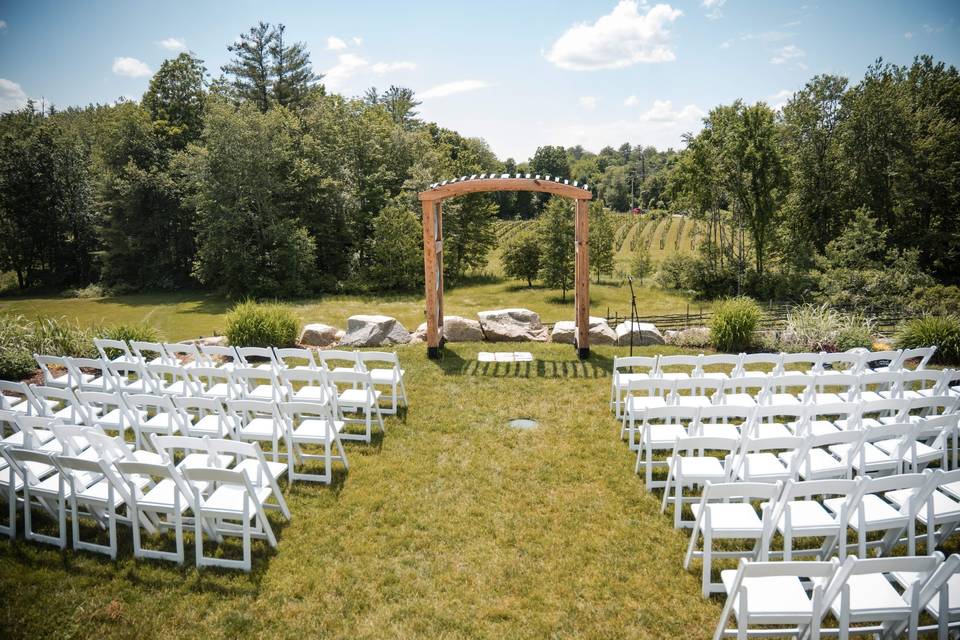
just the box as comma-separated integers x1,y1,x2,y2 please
419,175,593,360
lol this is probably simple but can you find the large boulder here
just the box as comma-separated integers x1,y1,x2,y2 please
413,315,485,343
550,316,616,345
477,308,548,342
298,323,341,347
615,321,665,346
339,315,411,347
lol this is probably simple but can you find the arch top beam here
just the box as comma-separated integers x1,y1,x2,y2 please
419,174,592,202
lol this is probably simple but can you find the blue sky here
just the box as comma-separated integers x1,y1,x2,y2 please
1,0,958,161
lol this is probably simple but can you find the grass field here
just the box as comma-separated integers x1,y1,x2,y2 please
0,343,725,639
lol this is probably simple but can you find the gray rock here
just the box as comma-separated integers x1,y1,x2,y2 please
193,335,228,347
477,308,548,342
298,323,341,347
615,321,665,346
339,315,411,347
550,316,616,345
414,315,485,343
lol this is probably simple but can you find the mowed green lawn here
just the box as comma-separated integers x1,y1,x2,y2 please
0,343,722,639
0,279,702,341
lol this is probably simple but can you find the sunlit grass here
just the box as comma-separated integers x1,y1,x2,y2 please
0,343,724,639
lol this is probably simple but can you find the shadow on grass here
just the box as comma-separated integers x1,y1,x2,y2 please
431,346,613,378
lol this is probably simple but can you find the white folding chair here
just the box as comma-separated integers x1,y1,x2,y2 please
717,376,768,408
76,390,139,437
829,421,916,477
797,402,861,436
899,369,949,400
150,434,234,473
278,367,334,405
327,370,384,444
235,346,280,372
746,404,805,439
104,360,156,395
712,557,845,640
858,371,902,403
145,363,200,397
273,347,318,371
889,346,937,372
695,353,742,381
782,430,862,481
610,355,658,417
0,380,48,416
205,438,289,520
55,453,128,558
280,401,348,485
810,373,859,404
684,481,782,597
692,405,751,440
162,342,203,368
182,466,277,572
635,405,698,488
812,351,864,376
857,397,909,429
172,396,236,439
863,349,902,373
886,468,960,555
669,378,722,409
32,385,98,425
656,354,699,381
730,435,807,484
621,378,672,449
316,350,360,374
889,553,960,640
199,344,241,370
820,554,943,640
357,351,407,415
130,340,170,367
34,354,84,389
94,337,136,366
2,414,58,449
232,367,286,403
768,478,860,561
124,393,188,450
736,353,782,377
187,366,240,401
225,399,286,462
777,352,822,376
661,435,737,529
63,357,110,393
2,447,67,547
759,374,813,407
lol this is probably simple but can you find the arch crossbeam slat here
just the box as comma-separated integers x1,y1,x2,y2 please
418,175,592,360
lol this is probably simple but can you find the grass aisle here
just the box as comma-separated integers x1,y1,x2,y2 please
0,344,719,639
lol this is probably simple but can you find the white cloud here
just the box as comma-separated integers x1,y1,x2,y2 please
326,36,348,51
112,56,151,78
420,80,492,100
904,31,913,39
767,89,794,111
639,99,704,122
923,23,944,34
352,36,363,46
0,20,7,31
324,53,416,89
770,44,804,64
371,61,416,74
624,95,640,107
702,0,726,20
158,37,186,51
545,1,683,71
579,96,598,110
0,78,28,112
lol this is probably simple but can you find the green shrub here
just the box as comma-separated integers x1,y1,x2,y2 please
97,323,163,358
29,317,97,358
710,297,762,352
909,285,960,317
780,304,875,353
0,315,36,379
895,315,960,364
224,300,299,348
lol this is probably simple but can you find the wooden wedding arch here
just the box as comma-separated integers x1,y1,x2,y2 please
418,174,593,360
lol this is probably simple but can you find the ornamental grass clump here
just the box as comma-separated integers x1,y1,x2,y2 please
709,297,762,352
895,315,960,364
224,300,299,348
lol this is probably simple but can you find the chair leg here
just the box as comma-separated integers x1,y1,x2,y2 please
702,534,712,598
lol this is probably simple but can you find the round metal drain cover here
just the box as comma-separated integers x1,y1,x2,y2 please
508,418,538,430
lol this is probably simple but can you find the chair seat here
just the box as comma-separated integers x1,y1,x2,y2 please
117,380,152,394
781,449,847,479
239,418,277,439
615,373,650,389
776,501,841,535
158,380,191,396
695,423,740,440
858,391,892,403
673,396,713,408
722,394,757,407
824,494,906,530
720,573,814,622
751,422,794,439
234,459,287,485
339,388,381,407
829,442,895,471
736,453,790,481
827,573,911,621
660,372,691,381
2,428,55,447
190,415,229,437
941,480,960,501
97,408,136,429
700,372,730,381
766,393,801,406
675,456,726,482
29,472,72,499
178,453,233,470
643,424,686,448
624,396,666,414
292,418,345,443
804,420,841,436
885,488,960,526
292,386,327,402
75,478,126,508
874,438,938,463
370,368,404,384
248,385,283,401
143,413,179,433
691,503,764,536
202,484,272,518
202,383,234,398
138,479,191,513
892,572,959,618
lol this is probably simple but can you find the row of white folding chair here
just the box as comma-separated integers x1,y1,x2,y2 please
647,414,949,497
3,387,350,485
0,420,285,569
682,470,960,598
93,341,409,415
713,553,959,640
609,348,939,417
